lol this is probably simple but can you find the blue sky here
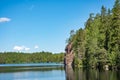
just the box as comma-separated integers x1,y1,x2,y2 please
0,0,114,53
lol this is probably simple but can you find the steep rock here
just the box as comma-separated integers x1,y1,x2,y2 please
64,43,74,66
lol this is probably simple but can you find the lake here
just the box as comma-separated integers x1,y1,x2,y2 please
0,63,120,80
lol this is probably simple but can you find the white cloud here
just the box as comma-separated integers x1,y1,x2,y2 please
34,45,39,49
24,47,30,51
13,46,24,51
0,17,11,23
13,46,30,51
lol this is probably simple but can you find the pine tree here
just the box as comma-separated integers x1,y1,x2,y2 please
73,28,85,67
110,0,120,67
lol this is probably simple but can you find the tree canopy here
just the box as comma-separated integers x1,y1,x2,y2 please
67,0,120,69
0,52,64,64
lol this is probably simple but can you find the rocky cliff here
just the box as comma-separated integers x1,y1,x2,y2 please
64,43,74,66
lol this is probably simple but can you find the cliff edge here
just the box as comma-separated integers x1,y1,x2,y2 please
64,43,74,66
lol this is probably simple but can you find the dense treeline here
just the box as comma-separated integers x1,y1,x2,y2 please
67,0,120,69
0,52,64,64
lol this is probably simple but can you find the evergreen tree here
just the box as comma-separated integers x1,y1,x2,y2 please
110,0,120,67
73,28,85,67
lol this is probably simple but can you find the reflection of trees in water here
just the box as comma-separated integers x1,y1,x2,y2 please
84,69,99,80
75,68,84,80
65,66,119,80
84,69,119,80
65,65,75,80
84,69,111,80
0,66,64,73
117,71,120,80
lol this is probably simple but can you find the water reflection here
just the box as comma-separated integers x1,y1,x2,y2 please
0,66,64,73
0,65,120,80
65,66,120,80
65,65,75,80
0,67,65,80
83,69,120,80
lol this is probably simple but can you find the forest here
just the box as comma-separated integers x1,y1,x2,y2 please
67,0,120,69
0,52,64,64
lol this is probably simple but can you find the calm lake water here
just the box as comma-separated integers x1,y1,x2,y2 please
0,63,120,80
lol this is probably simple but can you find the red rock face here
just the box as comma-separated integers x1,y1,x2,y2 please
64,43,74,66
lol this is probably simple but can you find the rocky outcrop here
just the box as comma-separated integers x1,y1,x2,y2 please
64,43,74,66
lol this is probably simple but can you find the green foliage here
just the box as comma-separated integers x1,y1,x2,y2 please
0,52,64,64
67,0,120,69
74,57,83,67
